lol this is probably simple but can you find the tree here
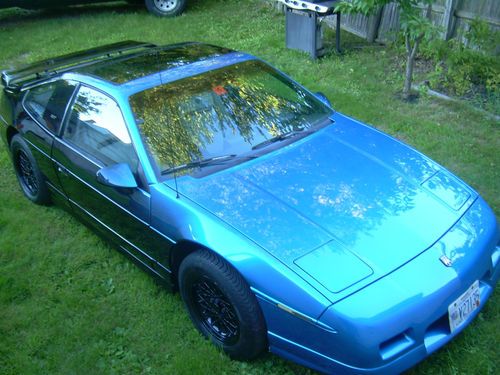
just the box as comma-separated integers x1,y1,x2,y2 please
336,0,436,100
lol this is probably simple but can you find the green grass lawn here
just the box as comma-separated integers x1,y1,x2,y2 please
0,1,498,374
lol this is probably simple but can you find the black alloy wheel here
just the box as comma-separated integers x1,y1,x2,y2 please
10,134,51,205
179,249,267,360
16,148,39,196
191,276,240,345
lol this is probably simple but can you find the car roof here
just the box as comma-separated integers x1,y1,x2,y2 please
75,42,232,84
71,42,257,97
3,41,252,94
3,41,258,98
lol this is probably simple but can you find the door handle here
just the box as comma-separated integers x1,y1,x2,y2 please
57,165,69,176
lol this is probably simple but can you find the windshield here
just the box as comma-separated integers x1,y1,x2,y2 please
129,60,332,176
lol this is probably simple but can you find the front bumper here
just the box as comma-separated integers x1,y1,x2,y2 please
262,196,499,374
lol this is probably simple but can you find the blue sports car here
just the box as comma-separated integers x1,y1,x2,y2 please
1,41,498,374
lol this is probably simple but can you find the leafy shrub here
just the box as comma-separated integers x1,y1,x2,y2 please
420,19,499,98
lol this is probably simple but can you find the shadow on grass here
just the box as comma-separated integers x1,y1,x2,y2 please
0,2,144,25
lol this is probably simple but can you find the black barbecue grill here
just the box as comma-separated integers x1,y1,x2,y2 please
276,0,341,59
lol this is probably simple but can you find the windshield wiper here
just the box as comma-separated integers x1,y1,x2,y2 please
251,129,310,151
161,154,237,175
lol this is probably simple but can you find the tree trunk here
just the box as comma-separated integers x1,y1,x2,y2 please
403,33,417,100
403,49,414,100
402,3,433,101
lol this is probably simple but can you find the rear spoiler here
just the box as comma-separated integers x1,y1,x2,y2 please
1,40,156,91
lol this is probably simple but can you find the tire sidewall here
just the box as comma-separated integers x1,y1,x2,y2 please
10,135,50,205
144,0,187,17
179,250,267,359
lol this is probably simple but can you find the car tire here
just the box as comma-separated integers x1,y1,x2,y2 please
10,134,51,205
144,0,186,17
179,249,267,360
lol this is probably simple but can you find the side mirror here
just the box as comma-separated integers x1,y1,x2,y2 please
315,92,332,107
96,163,138,189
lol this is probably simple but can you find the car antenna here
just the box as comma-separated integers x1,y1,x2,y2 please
173,170,180,199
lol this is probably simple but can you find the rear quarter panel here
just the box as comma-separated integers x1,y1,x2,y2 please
0,90,14,147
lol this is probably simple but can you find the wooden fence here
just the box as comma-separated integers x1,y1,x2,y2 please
268,1,500,46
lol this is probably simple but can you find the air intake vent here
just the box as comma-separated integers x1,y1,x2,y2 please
424,313,450,351
379,330,415,360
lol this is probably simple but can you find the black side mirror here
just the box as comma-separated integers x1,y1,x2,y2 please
96,163,137,189
315,92,332,107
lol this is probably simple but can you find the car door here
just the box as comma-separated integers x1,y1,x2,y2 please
19,79,77,200
52,84,170,279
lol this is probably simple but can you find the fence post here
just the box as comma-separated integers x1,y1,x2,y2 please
443,0,458,40
366,6,384,42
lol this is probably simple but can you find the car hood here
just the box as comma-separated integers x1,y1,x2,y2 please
166,113,476,297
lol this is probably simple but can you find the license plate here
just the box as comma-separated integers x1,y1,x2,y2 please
448,280,480,333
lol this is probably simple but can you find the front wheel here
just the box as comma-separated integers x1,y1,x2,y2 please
179,249,267,360
144,0,187,17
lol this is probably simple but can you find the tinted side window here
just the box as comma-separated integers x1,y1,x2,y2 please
63,86,138,172
24,80,77,133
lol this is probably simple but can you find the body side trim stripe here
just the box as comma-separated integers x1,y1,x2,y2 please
69,197,172,274
46,181,66,197
53,158,150,226
252,287,336,333
149,225,176,245
118,245,166,279
23,137,51,159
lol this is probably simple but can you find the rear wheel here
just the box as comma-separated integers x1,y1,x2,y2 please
144,0,186,17
179,249,267,360
10,134,51,205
